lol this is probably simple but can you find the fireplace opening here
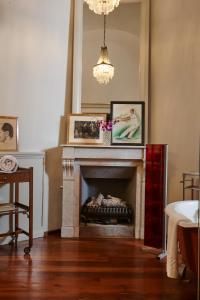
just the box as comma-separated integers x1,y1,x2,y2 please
80,166,136,237
81,189,133,225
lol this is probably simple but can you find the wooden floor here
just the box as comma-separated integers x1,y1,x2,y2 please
0,233,197,300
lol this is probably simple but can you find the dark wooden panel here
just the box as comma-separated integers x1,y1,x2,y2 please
144,144,167,249
178,225,198,276
0,168,32,184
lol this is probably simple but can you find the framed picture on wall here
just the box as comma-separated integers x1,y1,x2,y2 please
111,101,145,146
67,114,106,145
0,116,18,151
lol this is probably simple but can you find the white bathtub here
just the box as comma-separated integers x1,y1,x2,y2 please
165,200,199,228
165,200,199,278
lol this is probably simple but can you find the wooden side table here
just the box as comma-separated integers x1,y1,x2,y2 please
0,167,33,254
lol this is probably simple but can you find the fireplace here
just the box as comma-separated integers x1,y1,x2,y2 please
61,145,145,238
80,166,135,227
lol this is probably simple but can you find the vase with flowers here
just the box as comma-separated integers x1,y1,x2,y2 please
97,118,113,145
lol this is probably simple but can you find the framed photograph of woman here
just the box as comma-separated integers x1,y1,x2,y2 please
0,116,18,151
67,114,106,145
111,101,145,146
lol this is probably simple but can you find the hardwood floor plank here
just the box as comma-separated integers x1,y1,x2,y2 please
0,233,197,300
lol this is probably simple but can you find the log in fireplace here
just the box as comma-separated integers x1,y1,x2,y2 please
80,165,136,228
81,193,133,225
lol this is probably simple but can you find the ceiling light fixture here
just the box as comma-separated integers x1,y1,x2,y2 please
93,15,114,85
84,0,120,15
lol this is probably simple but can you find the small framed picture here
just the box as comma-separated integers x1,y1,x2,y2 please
67,114,106,145
111,101,145,146
0,116,18,151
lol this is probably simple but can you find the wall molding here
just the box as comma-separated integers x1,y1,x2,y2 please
0,152,45,160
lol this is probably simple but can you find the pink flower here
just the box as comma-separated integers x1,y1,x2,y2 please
97,120,113,131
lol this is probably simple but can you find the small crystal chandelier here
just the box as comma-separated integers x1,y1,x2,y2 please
93,15,114,84
84,0,120,15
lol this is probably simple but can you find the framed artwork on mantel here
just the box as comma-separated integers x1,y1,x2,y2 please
67,114,106,145
0,116,18,151
111,101,145,146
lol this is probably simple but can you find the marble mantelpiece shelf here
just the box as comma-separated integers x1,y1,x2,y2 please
60,144,146,149
61,145,145,161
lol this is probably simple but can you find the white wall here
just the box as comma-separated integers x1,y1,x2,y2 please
3,0,199,231
0,0,71,230
0,0,70,150
150,0,200,202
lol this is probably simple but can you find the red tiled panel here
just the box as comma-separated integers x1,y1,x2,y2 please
144,144,166,249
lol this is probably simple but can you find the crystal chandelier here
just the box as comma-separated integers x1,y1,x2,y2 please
93,15,114,84
84,0,120,15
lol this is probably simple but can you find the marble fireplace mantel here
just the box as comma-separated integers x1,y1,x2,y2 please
61,145,145,239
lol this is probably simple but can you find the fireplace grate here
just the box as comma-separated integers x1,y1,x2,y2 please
81,205,133,225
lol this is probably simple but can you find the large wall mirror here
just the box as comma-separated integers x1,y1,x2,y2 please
72,0,149,141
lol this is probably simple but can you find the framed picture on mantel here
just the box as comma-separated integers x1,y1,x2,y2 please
0,116,18,151
111,101,145,146
67,114,106,145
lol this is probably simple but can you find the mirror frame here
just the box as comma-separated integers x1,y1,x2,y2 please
72,0,150,142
